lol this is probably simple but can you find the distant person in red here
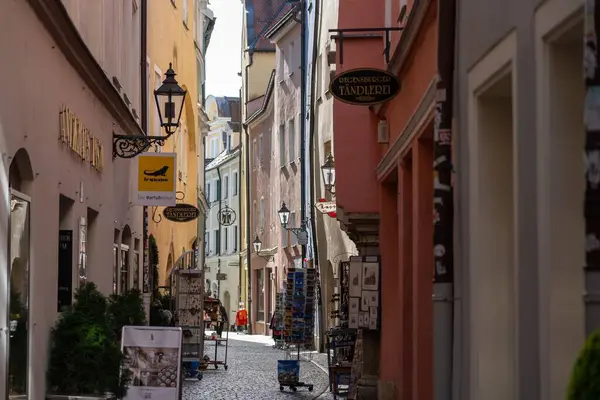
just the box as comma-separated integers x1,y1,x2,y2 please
235,302,248,333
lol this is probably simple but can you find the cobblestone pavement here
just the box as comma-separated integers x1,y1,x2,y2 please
182,338,334,400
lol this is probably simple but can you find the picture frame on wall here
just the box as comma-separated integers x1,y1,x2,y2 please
369,314,378,330
349,313,358,329
349,260,362,297
361,291,370,311
349,297,360,313
365,290,379,307
362,262,379,291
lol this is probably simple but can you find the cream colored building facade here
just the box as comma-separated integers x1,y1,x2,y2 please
308,0,357,347
455,0,585,398
0,0,145,397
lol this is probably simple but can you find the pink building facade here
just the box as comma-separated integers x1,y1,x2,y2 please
0,0,143,397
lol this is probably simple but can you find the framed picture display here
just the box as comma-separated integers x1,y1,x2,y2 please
349,297,360,313
361,291,370,311
368,314,378,330
349,313,358,329
349,260,362,297
362,262,379,291
364,290,378,307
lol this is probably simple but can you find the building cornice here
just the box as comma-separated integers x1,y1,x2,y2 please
375,77,436,180
27,0,144,136
372,0,433,116
265,9,298,42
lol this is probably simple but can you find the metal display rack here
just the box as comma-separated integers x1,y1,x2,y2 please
202,297,229,370
277,268,315,393
173,268,205,381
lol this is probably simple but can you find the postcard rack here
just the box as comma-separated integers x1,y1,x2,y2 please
276,267,315,392
174,269,204,381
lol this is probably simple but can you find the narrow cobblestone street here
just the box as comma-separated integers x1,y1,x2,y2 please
183,336,334,400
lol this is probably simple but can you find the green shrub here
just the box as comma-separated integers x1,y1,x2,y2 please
108,288,147,340
47,282,130,398
568,329,600,400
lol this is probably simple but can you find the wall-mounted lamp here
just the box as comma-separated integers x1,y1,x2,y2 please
113,63,187,159
278,202,309,245
253,235,275,262
321,153,336,195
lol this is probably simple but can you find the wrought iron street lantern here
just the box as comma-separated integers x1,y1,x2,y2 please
113,63,187,159
278,202,291,228
253,235,274,261
278,202,308,245
321,153,336,194
154,63,187,135
253,236,262,253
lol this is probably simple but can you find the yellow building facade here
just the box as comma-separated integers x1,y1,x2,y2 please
147,0,202,284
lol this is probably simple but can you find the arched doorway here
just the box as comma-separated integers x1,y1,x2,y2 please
8,148,33,397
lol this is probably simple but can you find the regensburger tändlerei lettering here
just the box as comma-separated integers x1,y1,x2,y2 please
337,76,392,97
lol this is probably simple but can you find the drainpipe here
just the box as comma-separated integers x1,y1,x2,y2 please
299,0,307,261
238,92,243,306
140,0,151,319
243,60,253,334
433,0,456,399
307,0,324,352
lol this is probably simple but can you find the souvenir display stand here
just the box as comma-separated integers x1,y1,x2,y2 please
271,292,287,349
202,297,229,370
174,268,204,381
276,267,316,392
325,260,355,398
346,255,381,400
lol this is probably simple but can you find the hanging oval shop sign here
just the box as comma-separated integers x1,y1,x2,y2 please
163,203,200,223
329,68,401,106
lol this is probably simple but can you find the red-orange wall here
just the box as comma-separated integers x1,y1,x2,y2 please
334,1,438,399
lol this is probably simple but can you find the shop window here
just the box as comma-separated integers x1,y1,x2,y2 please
120,244,130,294
133,238,140,290
9,190,30,396
257,269,265,321
113,229,120,294
78,216,87,285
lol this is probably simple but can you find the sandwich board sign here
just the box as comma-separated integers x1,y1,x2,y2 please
121,326,183,400
135,152,177,206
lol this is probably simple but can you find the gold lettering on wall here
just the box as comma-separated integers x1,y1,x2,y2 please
59,106,104,172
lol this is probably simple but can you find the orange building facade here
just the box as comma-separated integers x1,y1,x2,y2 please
332,0,440,398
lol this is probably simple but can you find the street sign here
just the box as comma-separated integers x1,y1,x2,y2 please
314,201,336,214
135,152,177,206
329,68,400,106
163,203,200,222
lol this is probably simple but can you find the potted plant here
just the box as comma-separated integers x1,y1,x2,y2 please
46,283,130,399
108,288,147,340
567,329,600,399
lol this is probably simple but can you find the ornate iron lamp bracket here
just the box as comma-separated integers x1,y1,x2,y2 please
112,133,167,159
